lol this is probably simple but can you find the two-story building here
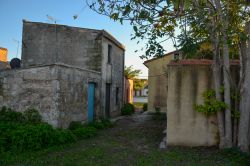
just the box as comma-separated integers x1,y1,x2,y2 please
0,21,125,128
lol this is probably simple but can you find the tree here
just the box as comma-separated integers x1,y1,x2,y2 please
134,79,147,91
87,0,250,151
124,65,142,79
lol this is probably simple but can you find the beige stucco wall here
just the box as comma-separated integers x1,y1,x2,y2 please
167,64,219,146
144,54,173,112
124,78,133,103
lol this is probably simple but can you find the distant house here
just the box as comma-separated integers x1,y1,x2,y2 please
0,21,125,128
143,50,181,112
134,79,148,97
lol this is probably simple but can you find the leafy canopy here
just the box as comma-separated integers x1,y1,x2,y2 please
124,65,142,79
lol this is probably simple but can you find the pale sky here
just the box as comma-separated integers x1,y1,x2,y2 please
0,0,175,77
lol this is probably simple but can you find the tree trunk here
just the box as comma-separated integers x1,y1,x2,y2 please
211,35,225,148
214,0,232,148
238,21,250,152
222,35,232,148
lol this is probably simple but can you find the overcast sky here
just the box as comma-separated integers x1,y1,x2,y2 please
0,0,175,77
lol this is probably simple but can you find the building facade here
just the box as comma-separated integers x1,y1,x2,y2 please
144,51,179,112
0,21,125,127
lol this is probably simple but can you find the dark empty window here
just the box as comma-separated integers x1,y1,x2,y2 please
108,45,112,63
116,87,119,105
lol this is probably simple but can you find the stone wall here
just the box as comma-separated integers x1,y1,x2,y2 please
0,64,101,128
166,60,239,146
21,21,102,71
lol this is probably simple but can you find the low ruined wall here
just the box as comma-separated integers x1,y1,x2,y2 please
0,64,101,128
166,60,239,146
0,65,60,127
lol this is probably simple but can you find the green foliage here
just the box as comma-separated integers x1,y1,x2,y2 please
121,103,135,115
87,119,113,129
0,107,110,153
69,119,113,131
23,108,42,124
232,109,240,119
0,122,76,152
0,106,42,124
0,106,25,123
72,127,97,139
124,65,141,79
134,79,146,91
143,103,148,112
194,89,228,116
68,121,83,130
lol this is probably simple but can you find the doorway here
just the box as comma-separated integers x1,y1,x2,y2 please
88,83,95,122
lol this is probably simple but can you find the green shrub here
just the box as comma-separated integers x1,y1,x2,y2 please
143,103,148,112
68,121,83,130
53,129,76,145
87,119,113,129
100,119,113,128
72,127,97,139
0,106,25,123
194,89,228,116
0,122,77,152
121,103,135,115
23,108,42,124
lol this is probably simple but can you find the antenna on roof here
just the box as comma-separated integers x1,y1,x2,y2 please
12,38,20,58
46,15,60,24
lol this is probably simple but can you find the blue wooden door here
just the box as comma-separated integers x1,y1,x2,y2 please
88,83,95,122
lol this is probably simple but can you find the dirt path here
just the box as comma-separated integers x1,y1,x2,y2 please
3,113,250,166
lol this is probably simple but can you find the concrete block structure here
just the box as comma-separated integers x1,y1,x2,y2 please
166,60,239,146
0,21,125,127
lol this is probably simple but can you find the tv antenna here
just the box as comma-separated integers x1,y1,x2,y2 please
46,15,60,24
12,38,20,58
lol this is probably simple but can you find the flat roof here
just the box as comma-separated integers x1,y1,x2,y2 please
23,20,125,51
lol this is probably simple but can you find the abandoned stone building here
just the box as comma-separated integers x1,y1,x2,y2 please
0,21,125,128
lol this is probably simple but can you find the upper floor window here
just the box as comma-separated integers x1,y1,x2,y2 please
108,45,112,64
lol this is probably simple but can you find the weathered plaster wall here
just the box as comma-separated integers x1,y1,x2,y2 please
101,37,124,118
144,54,173,112
166,62,239,146
56,64,101,128
22,21,102,71
167,64,218,146
0,64,101,128
0,65,60,127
